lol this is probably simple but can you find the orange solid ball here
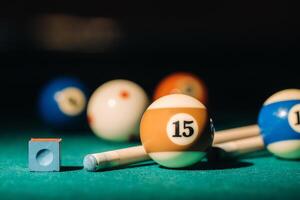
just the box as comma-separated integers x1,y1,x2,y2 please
153,72,208,104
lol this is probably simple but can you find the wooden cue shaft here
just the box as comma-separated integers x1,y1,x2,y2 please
214,136,265,154
84,125,261,171
85,146,150,171
213,124,260,144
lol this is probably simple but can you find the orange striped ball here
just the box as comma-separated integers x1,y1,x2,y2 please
140,94,214,168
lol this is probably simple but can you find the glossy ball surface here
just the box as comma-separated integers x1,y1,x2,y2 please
153,72,208,105
140,94,214,168
87,80,149,142
258,89,300,159
38,77,88,129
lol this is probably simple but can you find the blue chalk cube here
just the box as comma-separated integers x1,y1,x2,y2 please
28,138,62,172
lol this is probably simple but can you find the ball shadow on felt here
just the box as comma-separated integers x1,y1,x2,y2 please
159,147,254,171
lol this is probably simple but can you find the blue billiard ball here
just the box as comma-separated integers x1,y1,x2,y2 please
258,89,300,159
38,77,88,129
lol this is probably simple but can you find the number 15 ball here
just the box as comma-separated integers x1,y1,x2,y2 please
140,94,214,168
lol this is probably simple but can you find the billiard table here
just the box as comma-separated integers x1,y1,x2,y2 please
0,115,300,200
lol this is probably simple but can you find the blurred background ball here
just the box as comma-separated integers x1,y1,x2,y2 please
38,77,88,129
153,72,208,105
87,79,149,142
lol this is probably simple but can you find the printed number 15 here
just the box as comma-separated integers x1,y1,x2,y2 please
172,120,194,137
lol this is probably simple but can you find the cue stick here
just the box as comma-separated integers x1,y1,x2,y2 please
213,125,260,144
214,135,264,155
84,125,261,171
84,146,150,171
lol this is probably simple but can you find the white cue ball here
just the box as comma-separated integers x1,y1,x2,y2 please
87,79,149,142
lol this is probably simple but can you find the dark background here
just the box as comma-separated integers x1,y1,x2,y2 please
0,1,299,126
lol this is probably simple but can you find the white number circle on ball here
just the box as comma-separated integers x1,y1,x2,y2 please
166,113,199,145
55,87,86,116
288,104,300,133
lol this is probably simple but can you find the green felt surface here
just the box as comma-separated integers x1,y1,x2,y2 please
1,124,300,200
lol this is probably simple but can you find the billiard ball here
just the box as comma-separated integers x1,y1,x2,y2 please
87,79,149,142
153,72,208,104
140,94,214,168
38,77,88,129
258,89,300,159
